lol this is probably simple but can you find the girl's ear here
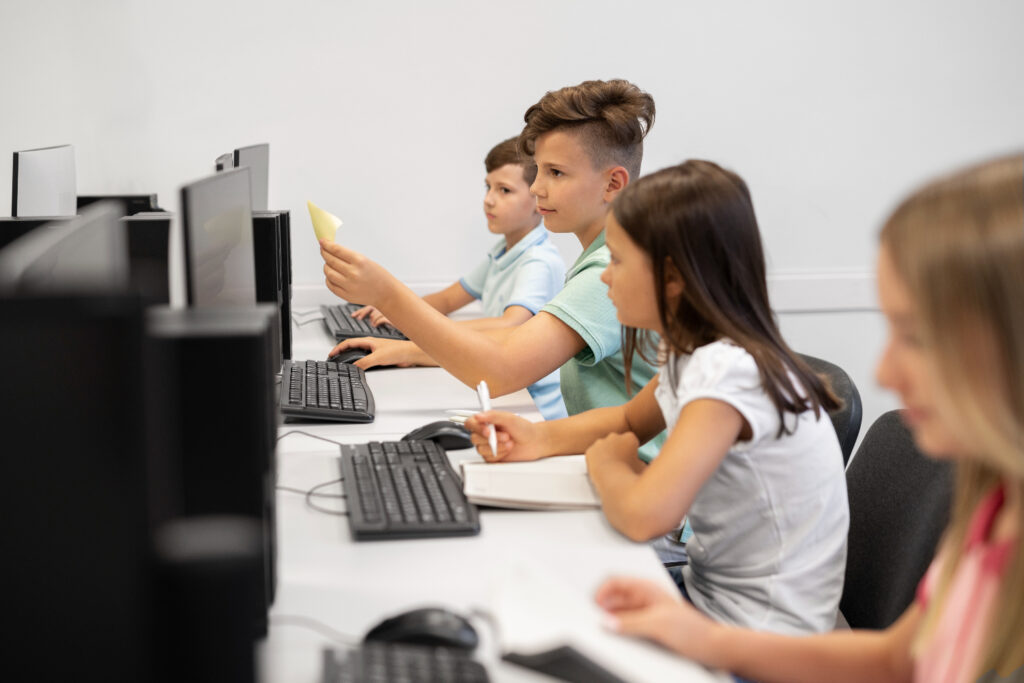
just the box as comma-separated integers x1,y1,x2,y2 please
664,258,684,301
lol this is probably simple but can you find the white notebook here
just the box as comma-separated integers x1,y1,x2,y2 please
459,455,601,510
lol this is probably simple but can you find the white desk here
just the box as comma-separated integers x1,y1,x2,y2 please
261,303,728,682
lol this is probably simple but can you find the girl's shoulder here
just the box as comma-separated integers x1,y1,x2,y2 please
668,339,759,394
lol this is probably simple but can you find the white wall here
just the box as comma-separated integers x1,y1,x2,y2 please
2,0,1022,439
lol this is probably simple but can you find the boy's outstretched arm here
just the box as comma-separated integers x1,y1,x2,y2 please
321,240,583,395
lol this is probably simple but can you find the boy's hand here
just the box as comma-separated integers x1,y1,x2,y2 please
320,240,398,309
585,432,641,472
595,576,720,660
465,411,547,462
351,305,392,328
328,338,432,370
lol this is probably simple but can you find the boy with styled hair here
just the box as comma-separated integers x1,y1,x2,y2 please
321,79,664,458
343,136,568,419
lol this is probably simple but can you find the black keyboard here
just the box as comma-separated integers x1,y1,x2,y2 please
339,440,480,540
321,302,408,341
321,642,489,683
280,359,375,423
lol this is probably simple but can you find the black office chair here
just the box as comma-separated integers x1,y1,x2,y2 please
839,410,954,629
798,353,863,465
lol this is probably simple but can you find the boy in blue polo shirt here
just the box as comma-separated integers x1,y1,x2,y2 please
339,137,568,419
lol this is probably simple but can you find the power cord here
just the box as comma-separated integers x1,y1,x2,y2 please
292,309,323,327
269,614,359,647
277,430,346,447
276,431,349,515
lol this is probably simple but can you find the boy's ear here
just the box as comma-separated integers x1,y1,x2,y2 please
664,258,684,300
603,166,630,202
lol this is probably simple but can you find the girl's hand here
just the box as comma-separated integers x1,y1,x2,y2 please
320,240,399,309
328,338,426,369
595,576,721,660
585,432,641,472
464,411,547,462
351,305,392,328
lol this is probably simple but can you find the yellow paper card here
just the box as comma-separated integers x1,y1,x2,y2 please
307,200,342,242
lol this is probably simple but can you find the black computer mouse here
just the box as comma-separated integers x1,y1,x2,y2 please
327,347,370,364
364,607,478,650
402,420,474,451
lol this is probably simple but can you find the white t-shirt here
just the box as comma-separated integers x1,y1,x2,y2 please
654,339,849,634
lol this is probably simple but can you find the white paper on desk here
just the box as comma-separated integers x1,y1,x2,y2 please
491,561,731,683
460,455,601,510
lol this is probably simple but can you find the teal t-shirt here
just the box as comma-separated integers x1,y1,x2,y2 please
541,231,666,462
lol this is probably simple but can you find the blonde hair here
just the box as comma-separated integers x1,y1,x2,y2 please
881,154,1024,677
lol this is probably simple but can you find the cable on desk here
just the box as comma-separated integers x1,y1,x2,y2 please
305,477,348,516
276,484,345,499
291,309,326,326
291,307,322,318
270,614,360,648
277,430,346,447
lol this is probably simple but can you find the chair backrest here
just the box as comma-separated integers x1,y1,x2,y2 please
840,410,954,629
798,353,863,465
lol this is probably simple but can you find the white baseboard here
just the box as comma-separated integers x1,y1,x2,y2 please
768,270,877,313
293,270,878,314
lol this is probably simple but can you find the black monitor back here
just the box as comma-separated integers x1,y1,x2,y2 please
0,294,158,680
253,210,292,360
0,215,72,250
122,211,172,305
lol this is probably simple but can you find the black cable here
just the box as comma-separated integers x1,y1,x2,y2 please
269,614,360,647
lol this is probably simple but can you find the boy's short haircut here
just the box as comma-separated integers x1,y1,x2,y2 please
518,79,655,179
485,137,538,186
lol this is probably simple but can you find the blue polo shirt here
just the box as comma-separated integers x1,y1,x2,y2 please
460,225,567,420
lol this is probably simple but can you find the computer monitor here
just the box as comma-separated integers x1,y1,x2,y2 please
11,144,76,217
180,167,256,308
0,201,127,293
232,143,269,211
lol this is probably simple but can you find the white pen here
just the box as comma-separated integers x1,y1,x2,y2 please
476,380,498,457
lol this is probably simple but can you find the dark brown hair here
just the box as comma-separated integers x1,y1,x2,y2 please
485,136,538,186
613,160,839,435
518,79,655,179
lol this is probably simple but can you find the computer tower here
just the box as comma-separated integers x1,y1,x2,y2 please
0,215,72,250
1,294,159,681
78,193,160,216
146,306,279,636
122,211,172,305
154,516,262,683
253,209,292,360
